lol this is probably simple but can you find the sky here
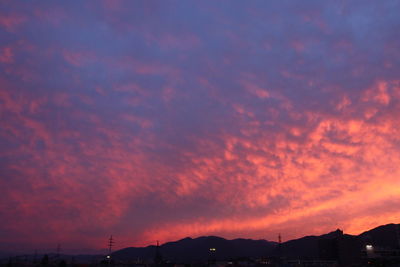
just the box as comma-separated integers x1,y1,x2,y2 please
1,0,400,254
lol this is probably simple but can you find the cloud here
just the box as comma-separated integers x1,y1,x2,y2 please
1,0,400,252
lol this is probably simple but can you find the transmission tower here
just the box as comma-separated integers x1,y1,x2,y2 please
107,235,115,266
108,235,115,255
155,240,162,265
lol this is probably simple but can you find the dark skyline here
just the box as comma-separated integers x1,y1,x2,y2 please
1,0,400,253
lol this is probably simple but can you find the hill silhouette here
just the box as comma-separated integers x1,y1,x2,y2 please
359,223,400,249
112,223,400,262
113,236,277,261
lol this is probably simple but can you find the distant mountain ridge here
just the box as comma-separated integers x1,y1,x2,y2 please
114,236,277,262
112,223,400,262
359,223,400,249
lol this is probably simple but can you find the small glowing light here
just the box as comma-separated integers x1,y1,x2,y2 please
106,255,111,259
366,245,373,251
209,248,216,252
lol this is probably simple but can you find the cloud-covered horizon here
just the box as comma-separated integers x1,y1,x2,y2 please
1,0,400,253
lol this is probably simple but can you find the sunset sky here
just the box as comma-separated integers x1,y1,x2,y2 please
1,0,400,253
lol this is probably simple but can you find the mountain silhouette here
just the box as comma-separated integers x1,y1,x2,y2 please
113,236,277,261
112,223,400,262
359,223,400,249
276,229,345,259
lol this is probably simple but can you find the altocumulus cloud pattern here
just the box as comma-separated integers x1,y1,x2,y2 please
1,0,400,252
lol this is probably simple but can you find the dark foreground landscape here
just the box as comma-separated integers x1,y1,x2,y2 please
1,223,400,267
